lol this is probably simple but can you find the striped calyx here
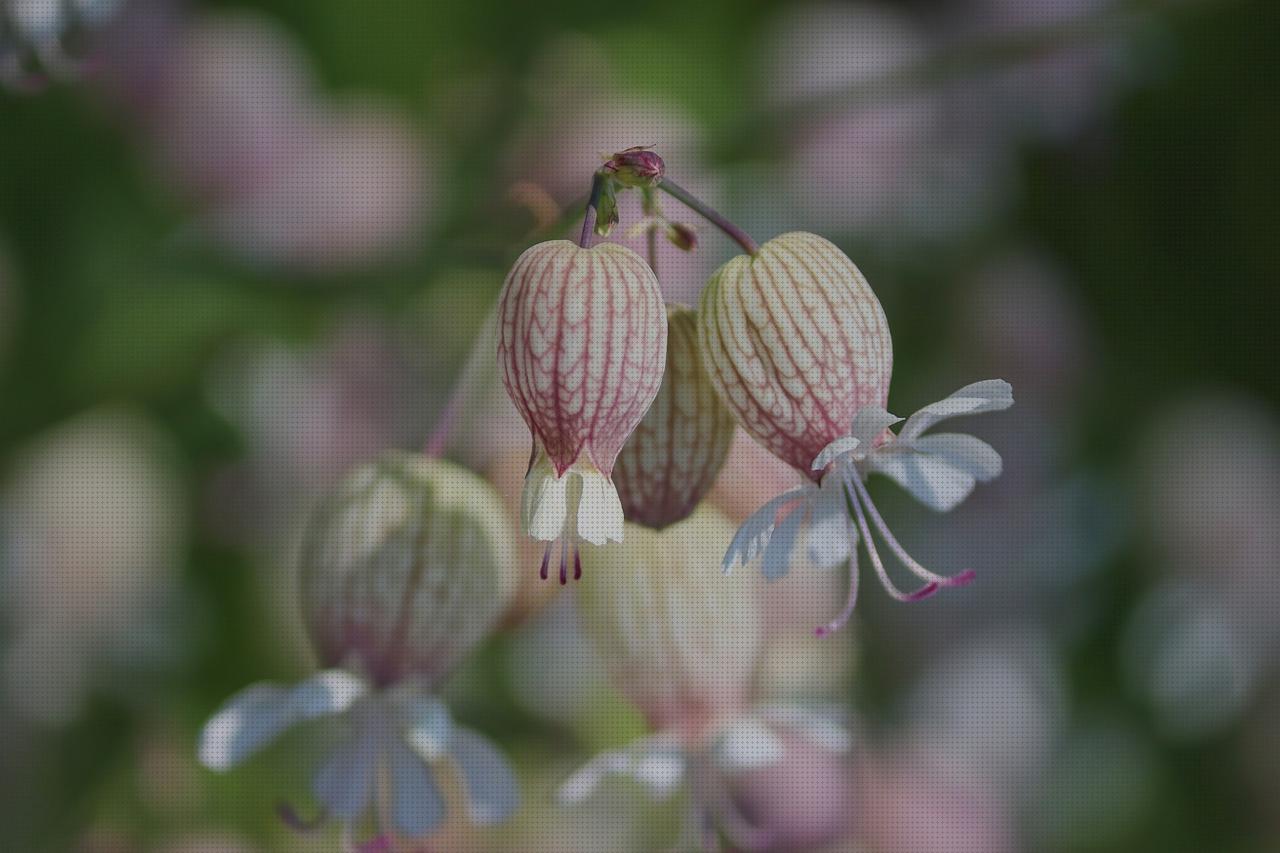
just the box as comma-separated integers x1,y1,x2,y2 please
613,307,737,530
299,452,517,688
698,232,892,479
577,507,761,733
498,240,667,574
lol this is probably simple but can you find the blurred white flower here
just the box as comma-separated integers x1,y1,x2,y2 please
0,407,186,725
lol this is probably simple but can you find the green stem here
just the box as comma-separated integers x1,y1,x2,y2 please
579,171,608,248
657,178,759,256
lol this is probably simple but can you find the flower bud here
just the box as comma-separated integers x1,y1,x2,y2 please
577,507,760,732
603,146,665,187
698,232,892,478
613,307,736,529
498,239,667,573
299,452,517,688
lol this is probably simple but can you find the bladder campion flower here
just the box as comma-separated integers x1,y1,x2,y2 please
699,232,1012,634
199,452,519,849
498,239,666,582
612,307,736,530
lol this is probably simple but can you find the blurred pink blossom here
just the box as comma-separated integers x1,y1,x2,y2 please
97,8,435,273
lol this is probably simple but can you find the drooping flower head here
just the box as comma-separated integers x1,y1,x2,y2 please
498,239,667,581
699,232,892,478
576,506,760,733
200,452,520,848
613,307,737,530
700,232,1013,634
568,505,855,850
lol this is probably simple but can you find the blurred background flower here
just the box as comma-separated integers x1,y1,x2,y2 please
1,0,1278,849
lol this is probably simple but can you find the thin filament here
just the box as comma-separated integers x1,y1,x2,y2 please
815,533,860,637
851,475,975,588
845,478,938,604
539,543,552,581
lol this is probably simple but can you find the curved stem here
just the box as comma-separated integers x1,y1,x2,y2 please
579,171,608,248
657,178,759,256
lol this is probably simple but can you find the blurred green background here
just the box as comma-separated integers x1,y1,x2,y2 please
2,0,1279,851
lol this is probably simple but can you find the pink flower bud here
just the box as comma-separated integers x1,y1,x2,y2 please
498,239,667,577
613,307,736,529
603,146,666,187
299,452,517,688
698,232,892,479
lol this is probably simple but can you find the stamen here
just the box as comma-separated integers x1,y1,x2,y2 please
539,543,552,581
574,545,583,581
559,538,569,585
844,479,938,604
815,536,859,637
850,475,976,588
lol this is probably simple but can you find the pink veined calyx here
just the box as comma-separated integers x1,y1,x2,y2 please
498,238,667,583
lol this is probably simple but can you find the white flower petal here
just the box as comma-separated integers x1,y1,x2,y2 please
758,705,853,754
450,726,519,825
389,739,447,837
899,379,1013,441
849,407,903,448
723,488,809,573
198,683,295,771
761,502,806,581
869,447,978,512
522,464,568,541
312,723,380,820
290,669,368,718
400,696,453,762
578,470,625,545
631,748,686,799
714,718,785,772
811,435,861,471
557,750,634,805
806,512,852,568
911,433,1003,482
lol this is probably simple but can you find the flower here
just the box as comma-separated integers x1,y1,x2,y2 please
498,239,667,581
200,452,520,846
612,307,737,530
726,380,1013,635
698,232,893,478
577,506,760,732
558,703,853,852
200,672,518,849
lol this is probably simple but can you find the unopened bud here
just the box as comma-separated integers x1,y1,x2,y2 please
666,221,697,251
299,452,517,688
614,307,735,529
604,146,666,188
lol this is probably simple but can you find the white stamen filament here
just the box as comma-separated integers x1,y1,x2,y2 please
844,476,938,604
815,529,859,637
850,474,976,589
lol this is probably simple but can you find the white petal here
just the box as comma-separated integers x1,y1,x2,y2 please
577,470,625,545
631,749,686,799
757,705,852,754
723,488,810,573
523,466,568,541
899,379,1013,441
761,503,805,581
911,433,1003,481
389,740,447,837
198,683,295,771
869,448,978,512
400,696,453,762
312,724,380,820
806,475,855,568
811,435,861,472
450,726,519,825
557,751,633,805
713,718,784,772
290,669,368,718
849,407,903,448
